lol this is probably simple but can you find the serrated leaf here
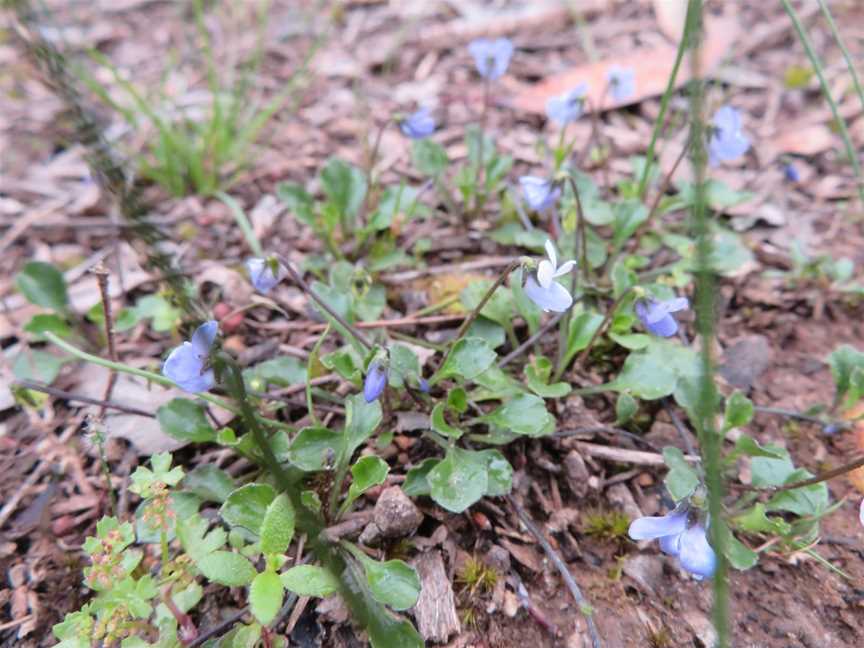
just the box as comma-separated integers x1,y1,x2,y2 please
260,494,295,555
220,484,276,535
177,514,227,562
15,261,68,311
156,399,216,443
280,565,339,597
198,551,256,586
249,571,283,626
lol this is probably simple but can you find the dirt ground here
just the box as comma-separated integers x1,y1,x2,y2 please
1,1,864,647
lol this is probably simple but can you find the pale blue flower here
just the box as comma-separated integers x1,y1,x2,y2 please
629,508,716,580
635,297,689,337
418,377,430,393
468,38,514,81
519,176,561,212
524,240,576,313
607,66,635,102
246,257,286,294
783,162,800,183
709,106,750,166
545,83,588,124
162,321,218,393
364,360,388,403
400,108,436,140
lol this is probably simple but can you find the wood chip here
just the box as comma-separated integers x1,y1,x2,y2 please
410,551,461,644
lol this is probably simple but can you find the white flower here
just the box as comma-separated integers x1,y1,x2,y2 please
523,240,576,313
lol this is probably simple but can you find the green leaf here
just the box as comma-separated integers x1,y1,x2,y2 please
609,332,651,350
662,447,699,501
301,490,322,513
447,387,468,413
133,294,181,332
250,571,284,626
388,344,420,389
612,199,648,248
411,139,448,176
354,553,421,611
12,348,64,384
288,427,343,471
562,309,604,368
723,531,759,570
524,356,571,398
321,158,367,222
723,391,754,431
731,503,791,536
197,551,256,586
482,394,555,437
478,449,513,497
243,356,306,390
344,393,383,459
433,337,496,384
750,452,796,488
827,344,864,406
431,403,463,439
403,458,440,497
428,447,488,512
322,345,362,383
15,261,68,311
726,435,787,462
183,465,236,503
615,392,638,424
767,473,828,517
611,338,700,400
347,456,389,505
465,317,506,349
24,313,72,338
460,281,514,331
220,484,277,535
280,565,340,597
156,399,216,443
368,184,419,231
510,266,541,335
177,514,227,563
260,493,295,555
276,182,316,226
135,492,201,543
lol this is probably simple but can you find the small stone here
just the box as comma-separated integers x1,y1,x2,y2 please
483,545,511,573
719,335,773,390
606,483,643,522
373,486,423,539
503,589,520,617
683,610,718,648
622,554,663,596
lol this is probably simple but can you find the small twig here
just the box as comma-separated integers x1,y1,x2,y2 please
498,313,564,368
13,380,154,417
508,495,602,648
93,264,119,416
186,609,248,648
662,399,698,458
574,287,634,368
553,426,661,453
323,510,375,542
277,254,373,350
753,405,850,430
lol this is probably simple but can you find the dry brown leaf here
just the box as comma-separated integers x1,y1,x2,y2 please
509,12,740,116
770,124,836,156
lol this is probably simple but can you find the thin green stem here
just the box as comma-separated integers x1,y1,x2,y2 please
574,287,634,368
686,1,728,644
473,78,492,215
160,530,170,577
782,0,864,205
817,1,864,135
636,7,693,199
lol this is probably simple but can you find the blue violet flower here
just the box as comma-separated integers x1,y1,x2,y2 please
364,360,388,403
546,83,588,124
468,38,514,80
635,297,689,338
708,106,750,166
246,257,286,294
162,321,218,393
523,240,576,313
519,176,561,212
607,65,635,102
629,507,716,580
783,162,800,183
400,108,436,140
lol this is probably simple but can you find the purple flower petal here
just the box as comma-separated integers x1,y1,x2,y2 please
659,531,683,556
191,320,218,356
545,83,588,124
163,321,217,393
400,108,436,140
246,258,286,294
635,298,688,338
628,510,688,541
519,176,560,212
678,524,717,579
524,275,573,313
363,360,388,403
607,66,635,102
709,106,750,166
468,38,514,80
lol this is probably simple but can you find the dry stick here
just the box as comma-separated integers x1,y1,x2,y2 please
662,398,697,458
754,405,850,430
631,140,690,244
93,265,119,414
276,254,373,350
437,259,521,371
508,495,602,648
13,380,155,417
498,313,564,368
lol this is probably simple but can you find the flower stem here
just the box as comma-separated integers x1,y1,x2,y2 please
218,191,264,258
574,287,634,369
782,0,864,206
473,78,491,215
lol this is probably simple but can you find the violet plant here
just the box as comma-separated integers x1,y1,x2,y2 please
14,3,863,647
